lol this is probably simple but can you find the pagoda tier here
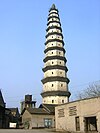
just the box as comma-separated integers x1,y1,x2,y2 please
41,4,71,104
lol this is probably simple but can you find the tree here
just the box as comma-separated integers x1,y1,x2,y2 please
77,82,100,100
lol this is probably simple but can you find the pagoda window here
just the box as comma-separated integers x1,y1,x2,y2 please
52,84,54,87
52,61,54,64
62,100,64,103
52,72,53,74
61,84,63,87
52,100,54,103
60,72,62,74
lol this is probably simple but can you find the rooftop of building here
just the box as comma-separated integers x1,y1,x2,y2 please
39,103,57,114
55,96,100,107
26,108,51,115
0,90,5,107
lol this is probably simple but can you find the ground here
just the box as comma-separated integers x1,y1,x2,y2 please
0,129,53,133
1,129,97,133
0,129,64,133
0,129,75,133
0,129,58,133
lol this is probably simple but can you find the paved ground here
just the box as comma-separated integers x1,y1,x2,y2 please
0,129,60,133
0,129,85,133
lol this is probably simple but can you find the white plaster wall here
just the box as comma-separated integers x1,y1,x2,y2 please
47,22,60,27
45,49,64,57
43,95,68,104
45,42,63,49
47,29,61,34
49,17,59,22
49,13,58,17
55,97,100,132
44,69,66,78
43,81,68,92
44,60,65,67
46,34,62,41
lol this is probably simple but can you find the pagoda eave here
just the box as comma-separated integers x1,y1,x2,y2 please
47,20,61,26
45,39,64,45
48,16,60,21
46,26,62,32
41,91,71,97
45,32,63,39
41,76,70,84
43,56,67,63
44,46,65,54
42,65,68,72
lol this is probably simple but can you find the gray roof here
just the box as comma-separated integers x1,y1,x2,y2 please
39,104,57,114
27,108,50,115
8,108,18,112
0,90,5,107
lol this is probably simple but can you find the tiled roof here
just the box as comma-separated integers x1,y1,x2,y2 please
27,108,50,115
0,90,5,107
39,104,57,114
8,108,18,112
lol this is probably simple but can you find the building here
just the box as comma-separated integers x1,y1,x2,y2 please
20,94,36,113
0,90,21,129
55,97,100,132
8,108,20,128
21,104,55,129
0,90,6,128
21,4,100,132
41,4,71,105
21,95,56,128
21,4,70,129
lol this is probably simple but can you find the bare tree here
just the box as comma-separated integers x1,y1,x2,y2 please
77,82,100,100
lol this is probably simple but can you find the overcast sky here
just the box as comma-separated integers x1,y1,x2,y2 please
0,0,100,109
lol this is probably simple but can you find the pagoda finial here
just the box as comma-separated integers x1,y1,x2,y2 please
51,4,56,9
49,4,57,11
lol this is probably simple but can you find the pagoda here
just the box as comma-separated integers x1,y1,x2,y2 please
41,4,71,104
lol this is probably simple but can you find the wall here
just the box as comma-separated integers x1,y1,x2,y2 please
43,96,68,104
55,97,100,132
22,110,32,129
31,114,55,128
22,110,55,129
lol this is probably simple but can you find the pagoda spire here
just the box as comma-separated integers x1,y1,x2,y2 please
50,4,56,9
41,4,71,105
